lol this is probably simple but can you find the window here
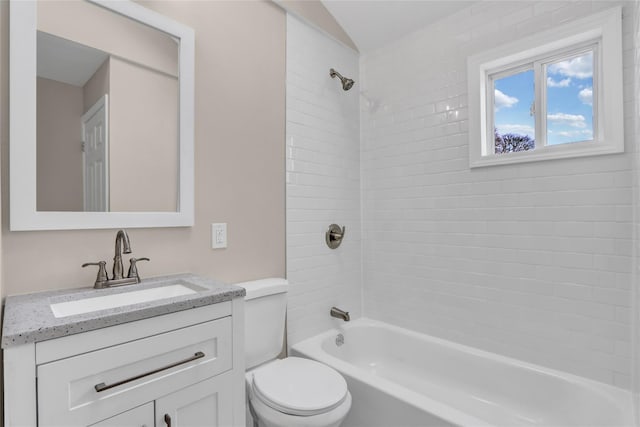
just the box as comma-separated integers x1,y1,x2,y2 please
468,7,623,168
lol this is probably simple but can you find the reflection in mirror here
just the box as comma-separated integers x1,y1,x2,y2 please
10,0,194,230
36,0,179,212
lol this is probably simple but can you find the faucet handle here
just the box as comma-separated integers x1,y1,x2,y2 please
82,261,109,288
127,257,150,283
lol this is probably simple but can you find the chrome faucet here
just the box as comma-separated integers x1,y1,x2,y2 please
83,229,150,289
330,307,350,322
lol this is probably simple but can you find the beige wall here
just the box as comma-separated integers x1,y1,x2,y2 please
1,0,289,295
109,56,178,212
83,58,109,112
36,77,84,212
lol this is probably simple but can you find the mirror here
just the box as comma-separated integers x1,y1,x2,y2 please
10,0,194,230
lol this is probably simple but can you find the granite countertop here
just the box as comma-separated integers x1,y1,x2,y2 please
1,273,245,348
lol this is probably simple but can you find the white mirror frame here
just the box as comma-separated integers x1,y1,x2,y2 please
9,0,195,231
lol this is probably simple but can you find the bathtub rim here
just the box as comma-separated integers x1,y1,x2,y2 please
291,317,634,427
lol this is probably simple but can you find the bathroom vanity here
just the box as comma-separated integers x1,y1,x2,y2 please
2,274,246,427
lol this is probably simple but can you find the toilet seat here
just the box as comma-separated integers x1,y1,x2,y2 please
250,357,348,416
248,386,352,427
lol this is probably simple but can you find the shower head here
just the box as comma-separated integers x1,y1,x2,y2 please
330,68,355,91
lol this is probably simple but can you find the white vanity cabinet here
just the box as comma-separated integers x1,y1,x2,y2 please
90,403,154,427
4,299,245,427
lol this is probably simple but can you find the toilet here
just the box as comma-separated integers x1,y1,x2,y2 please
238,278,352,427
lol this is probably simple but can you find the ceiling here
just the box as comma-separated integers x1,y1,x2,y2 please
37,31,108,87
321,0,476,52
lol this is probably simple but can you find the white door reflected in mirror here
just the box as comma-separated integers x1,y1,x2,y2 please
81,94,109,212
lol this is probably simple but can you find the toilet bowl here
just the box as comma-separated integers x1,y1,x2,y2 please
237,278,351,427
246,357,352,427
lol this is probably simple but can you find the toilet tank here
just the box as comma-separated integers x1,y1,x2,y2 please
236,278,288,370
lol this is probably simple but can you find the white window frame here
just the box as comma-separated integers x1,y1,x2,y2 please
467,7,623,168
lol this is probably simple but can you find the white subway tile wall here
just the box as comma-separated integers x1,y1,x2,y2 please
286,15,361,346
361,1,638,388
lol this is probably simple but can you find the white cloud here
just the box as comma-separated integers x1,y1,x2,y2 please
496,124,535,136
547,77,571,88
555,129,593,139
579,87,593,106
547,53,593,79
494,89,518,111
547,112,587,128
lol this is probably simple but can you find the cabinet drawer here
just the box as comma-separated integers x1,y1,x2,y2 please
37,317,232,427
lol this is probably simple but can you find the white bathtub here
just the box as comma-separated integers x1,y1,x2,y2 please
291,318,634,427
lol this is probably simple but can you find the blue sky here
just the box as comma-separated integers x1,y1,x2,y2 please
494,51,594,147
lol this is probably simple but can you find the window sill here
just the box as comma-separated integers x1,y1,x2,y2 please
469,141,624,168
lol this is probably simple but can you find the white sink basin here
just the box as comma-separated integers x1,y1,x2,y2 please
50,283,202,318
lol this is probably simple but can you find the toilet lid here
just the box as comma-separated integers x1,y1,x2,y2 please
252,357,348,416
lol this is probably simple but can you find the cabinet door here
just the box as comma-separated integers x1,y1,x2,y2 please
89,402,154,427
156,372,234,427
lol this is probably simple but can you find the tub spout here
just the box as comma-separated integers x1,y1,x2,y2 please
330,307,350,322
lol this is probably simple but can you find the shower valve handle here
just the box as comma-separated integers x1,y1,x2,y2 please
330,228,344,239
326,224,345,249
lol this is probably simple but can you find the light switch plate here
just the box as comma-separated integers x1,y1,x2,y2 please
211,223,227,249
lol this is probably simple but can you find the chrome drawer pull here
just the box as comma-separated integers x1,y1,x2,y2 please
94,351,205,393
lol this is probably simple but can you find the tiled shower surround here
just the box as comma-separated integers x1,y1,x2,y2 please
287,1,639,390
361,0,637,388
285,15,361,345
